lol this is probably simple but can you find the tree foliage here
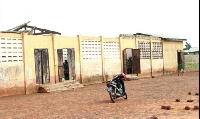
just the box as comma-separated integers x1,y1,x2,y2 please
183,42,191,50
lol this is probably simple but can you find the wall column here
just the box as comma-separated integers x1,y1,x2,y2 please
52,34,57,84
162,40,165,74
22,32,27,94
119,37,123,72
135,35,138,49
150,37,153,77
100,36,105,82
77,35,83,84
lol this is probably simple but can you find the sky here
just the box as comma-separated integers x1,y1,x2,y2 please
0,0,199,47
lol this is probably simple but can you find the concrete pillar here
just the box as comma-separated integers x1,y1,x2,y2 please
150,37,153,77
100,36,105,82
22,32,27,94
77,35,83,84
52,34,57,84
119,36,123,72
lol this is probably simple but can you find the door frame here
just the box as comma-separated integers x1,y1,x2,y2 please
57,48,76,81
123,48,141,75
177,50,185,70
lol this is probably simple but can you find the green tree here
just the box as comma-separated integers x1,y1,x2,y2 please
183,42,191,50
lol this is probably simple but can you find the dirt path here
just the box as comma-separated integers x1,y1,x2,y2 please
0,69,199,119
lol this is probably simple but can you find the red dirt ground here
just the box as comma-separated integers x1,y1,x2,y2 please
0,69,199,119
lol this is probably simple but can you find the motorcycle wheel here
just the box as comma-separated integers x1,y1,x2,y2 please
109,88,117,103
123,92,127,99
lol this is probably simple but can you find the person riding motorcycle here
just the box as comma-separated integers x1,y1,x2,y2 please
112,72,126,95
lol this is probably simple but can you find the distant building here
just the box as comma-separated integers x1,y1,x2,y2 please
184,47,199,55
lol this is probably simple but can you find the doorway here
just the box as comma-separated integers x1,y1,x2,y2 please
177,50,184,70
57,48,75,81
34,49,50,84
123,49,141,75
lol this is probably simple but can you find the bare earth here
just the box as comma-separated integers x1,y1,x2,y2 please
0,69,199,119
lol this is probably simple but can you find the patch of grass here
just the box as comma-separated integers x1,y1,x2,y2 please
162,73,171,76
185,65,199,69
162,71,173,76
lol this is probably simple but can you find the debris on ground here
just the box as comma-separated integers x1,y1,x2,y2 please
185,106,190,110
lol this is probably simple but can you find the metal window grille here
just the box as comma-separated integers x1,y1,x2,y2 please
0,37,23,63
104,41,120,59
82,40,101,59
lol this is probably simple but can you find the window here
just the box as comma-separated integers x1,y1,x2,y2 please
104,41,120,59
138,41,150,59
152,42,163,59
138,41,163,59
82,40,101,59
0,37,23,63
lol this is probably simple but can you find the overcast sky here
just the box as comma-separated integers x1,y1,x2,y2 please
0,0,199,47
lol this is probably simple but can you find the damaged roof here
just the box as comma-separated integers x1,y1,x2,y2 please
135,33,187,41
0,21,61,35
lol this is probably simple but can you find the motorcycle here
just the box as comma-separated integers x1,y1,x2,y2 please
106,76,127,103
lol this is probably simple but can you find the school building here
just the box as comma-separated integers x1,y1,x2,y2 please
0,31,186,97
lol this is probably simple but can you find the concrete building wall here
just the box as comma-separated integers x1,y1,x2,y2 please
0,32,185,96
23,33,55,94
152,59,163,76
136,35,164,77
0,63,25,96
140,59,151,77
184,55,199,66
0,33,22,38
137,36,151,77
163,40,183,73
0,33,25,96
53,35,80,82
79,37,122,84
103,37,121,81
79,36,102,84
120,38,136,50
81,60,103,84
104,59,121,81
151,38,164,76
119,36,164,77
120,38,136,73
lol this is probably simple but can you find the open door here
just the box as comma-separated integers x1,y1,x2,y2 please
67,48,75,80
123,49,134,74
123,49,127,74
57,48,75,81
177,50,185,70
123,49,141,75
132,49,141,74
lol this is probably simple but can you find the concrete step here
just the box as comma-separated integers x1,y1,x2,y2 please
41,83,64,88
49,85,83,92
40,80,84,93
63,80,77,85
48,87,69,92
126,74,139,81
